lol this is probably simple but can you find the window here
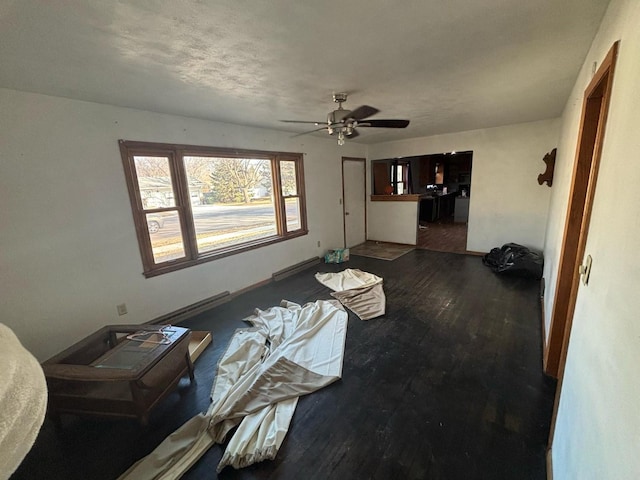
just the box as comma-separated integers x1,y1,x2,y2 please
119,141,307,277
391,160,411,194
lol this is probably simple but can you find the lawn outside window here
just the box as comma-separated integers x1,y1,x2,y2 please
119,140,308,277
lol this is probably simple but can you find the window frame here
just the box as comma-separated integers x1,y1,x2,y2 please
391,160,411,194
119,140,308,277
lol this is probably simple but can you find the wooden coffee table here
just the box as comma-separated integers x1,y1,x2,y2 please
42,325,194,425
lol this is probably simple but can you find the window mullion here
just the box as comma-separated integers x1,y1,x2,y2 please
295,157,307,232
272,156,286,236
172,149,199,260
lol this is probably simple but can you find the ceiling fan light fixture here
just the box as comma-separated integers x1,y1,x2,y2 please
281,93,409,142
329,109,350,124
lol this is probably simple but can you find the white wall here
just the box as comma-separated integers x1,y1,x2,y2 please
543,1,640,478
0,88,365,361
367,119,560,253
367,201,418,245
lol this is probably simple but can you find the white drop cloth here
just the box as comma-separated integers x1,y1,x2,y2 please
315,269,386,320
118,299,348,479
315,268,382,292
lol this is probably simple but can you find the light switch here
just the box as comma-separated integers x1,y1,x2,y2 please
579,255,593,285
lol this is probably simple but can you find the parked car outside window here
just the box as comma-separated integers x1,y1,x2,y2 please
147,214,165,233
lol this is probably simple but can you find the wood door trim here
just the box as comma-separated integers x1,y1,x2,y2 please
342,157,367,248
546,41,618,452
545,41,618,377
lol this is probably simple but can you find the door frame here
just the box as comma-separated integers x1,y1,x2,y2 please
546,41,619,458
341,157,367,248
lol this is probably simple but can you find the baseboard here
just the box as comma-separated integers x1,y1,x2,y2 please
540,277,548,370
231,277,273,297
272,256,321,281
146,291,231,325
465,250,486,256
146,257,321,325
546,447,553,480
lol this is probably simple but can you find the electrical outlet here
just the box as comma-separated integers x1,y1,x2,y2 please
117,303,128,316
317,241,321,248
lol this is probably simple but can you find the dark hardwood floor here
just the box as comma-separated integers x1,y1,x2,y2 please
417,217,468,254
13,250,556,480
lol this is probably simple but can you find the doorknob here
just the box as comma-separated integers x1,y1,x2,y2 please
345,212,350,215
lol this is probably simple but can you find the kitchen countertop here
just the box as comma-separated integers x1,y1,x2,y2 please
421,191,467,199
371,192,469,202
370,194,423,202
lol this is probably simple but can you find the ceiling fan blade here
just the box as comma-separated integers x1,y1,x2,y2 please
346,129,360,139
359,119,410,128
291,126,329,138
280,120,324,125
340,105,379,121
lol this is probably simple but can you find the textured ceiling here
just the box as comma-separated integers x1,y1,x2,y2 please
0,0,610,144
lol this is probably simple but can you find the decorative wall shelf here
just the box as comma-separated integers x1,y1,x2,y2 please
538,148,557,187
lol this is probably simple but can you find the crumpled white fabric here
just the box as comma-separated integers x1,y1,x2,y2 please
0,324,47,480
315,269,386,320
315,269,382,292
118,299,348,479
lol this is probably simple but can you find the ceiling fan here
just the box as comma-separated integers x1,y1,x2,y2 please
281,93,410,145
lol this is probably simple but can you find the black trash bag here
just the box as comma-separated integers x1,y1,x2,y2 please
482,243,543,279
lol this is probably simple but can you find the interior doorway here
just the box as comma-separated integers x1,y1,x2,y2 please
546,41,618,456
342,157,366,248
369,151,473,253
416,151,472,254
545,42,619,378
